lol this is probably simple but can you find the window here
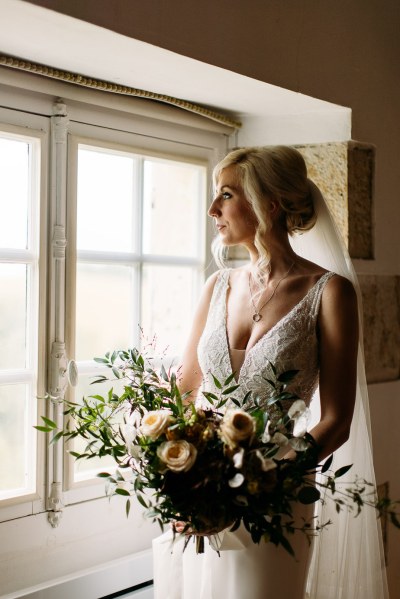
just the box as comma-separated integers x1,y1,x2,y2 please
0,130,41,501
68,141,206,484
0,80,229,521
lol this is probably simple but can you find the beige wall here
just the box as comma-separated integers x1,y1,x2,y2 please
26,0,400,271
20,1,400,596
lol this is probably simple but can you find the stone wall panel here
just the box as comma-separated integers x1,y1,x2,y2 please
297,142,348,245
348,142,375,259
359,274,400,383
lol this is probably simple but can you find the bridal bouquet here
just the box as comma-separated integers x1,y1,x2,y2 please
36,348,399,555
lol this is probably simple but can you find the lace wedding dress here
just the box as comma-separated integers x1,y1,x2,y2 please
153,270,334,599
154,181,389,599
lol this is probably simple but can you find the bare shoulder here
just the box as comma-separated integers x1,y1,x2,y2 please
320,274,358,325
322,274,357,304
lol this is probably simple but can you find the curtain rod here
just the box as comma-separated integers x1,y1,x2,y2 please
0,54,241,130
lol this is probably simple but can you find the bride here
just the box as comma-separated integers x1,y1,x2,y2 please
153,146,388,599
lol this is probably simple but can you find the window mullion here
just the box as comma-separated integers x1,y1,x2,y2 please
134,157,144,347
46,100,70,528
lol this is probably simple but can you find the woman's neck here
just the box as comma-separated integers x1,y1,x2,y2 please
244,231,298,278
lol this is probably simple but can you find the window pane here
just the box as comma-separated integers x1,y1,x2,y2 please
72,374,125,482
142,159,204,257
0,264,27,369
77,147,136,252
0,137,29,249
141,265,195,358
75,263,136,361
0,384,35,498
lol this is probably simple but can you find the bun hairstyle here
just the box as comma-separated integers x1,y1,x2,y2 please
212,145,317,272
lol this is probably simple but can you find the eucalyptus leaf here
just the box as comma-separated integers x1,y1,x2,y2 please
211,374,222,389
137,494,148,508
298,486,321,504
224,372,236,386
90,375,108,385
112,366,121,379
34,425,53,433
277,370,299,383
160,363,169,382
40,416,58,429
268,361,277,376
50,431,64,444
321,454,333,473
335,464,353,478
115,487,130,496
222,385,240,395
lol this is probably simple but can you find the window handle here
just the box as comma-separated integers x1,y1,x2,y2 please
61,359,78,388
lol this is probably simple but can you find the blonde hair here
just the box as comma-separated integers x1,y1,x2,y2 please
212,145,316,273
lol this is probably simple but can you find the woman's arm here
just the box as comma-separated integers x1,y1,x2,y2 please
308,275,359,462
178,271,220,400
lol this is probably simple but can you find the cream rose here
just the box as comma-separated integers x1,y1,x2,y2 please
219,409,255,448
157,440,197,472
287,400,307,420
288,400,311,438
140,410,172,440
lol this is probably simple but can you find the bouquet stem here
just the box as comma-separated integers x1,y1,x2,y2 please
195,535,205,554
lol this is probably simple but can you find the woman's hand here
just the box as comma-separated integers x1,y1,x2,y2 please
172,519,232,536
172,520,192,535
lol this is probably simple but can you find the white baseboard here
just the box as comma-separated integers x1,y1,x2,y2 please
1,550,153,599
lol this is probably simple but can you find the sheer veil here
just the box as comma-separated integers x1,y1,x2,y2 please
290,181,389,599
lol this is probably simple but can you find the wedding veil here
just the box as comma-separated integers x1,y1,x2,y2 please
290,181,389,599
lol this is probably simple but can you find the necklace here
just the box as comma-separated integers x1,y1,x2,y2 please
248,262,295,323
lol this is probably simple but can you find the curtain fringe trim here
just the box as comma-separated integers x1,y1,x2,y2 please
0,54,241,129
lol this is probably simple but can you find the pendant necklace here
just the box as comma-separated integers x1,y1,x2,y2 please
248,262,295,323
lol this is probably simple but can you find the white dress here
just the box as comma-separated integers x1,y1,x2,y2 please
153,270,335,599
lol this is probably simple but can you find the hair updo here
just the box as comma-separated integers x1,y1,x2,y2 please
212,145,317,271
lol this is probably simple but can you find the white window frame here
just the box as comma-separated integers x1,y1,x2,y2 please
64,128,209,502
0,73,231,526
0,109,49,521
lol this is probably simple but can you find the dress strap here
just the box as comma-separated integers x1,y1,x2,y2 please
309,271,336,323
207,269,231,325
209,269,230,307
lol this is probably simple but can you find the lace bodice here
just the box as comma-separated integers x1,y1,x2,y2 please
197,269,335,411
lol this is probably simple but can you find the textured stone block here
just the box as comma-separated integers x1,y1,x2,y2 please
359,275,400,383
297,142,348,245
348,142,375,259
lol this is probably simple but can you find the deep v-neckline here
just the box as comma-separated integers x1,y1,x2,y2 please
223,270,332,383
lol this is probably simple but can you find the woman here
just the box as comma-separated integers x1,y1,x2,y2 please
153,146,388,598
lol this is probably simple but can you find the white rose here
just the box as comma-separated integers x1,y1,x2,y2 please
219,410,255,448
140,410,172,440
123,422,138,454
287,400,310,438
233,447,245,469
293,414,309,438
228,473,245,488
255,450,277,472
261,421,271,443
288,400,307,420
157,440,197,472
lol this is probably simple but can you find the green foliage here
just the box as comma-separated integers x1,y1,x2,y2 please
36,347,400,558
